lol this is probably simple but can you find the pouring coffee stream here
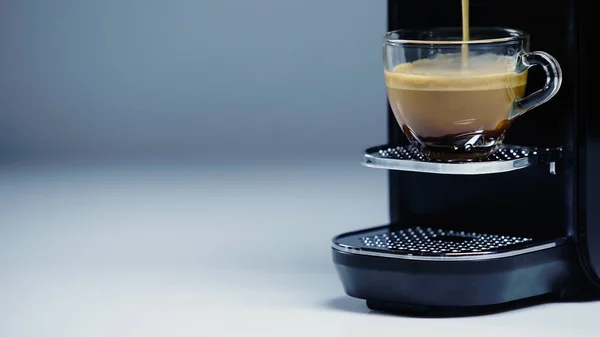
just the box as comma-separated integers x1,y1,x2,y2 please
461,0,470,67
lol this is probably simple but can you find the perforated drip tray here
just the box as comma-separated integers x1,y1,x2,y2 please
332,226,565,261
362,144,562,175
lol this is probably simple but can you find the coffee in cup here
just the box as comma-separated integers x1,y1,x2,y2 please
385,53,528,160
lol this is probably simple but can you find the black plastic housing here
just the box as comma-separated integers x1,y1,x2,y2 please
331,0,598,314
385,0,598,287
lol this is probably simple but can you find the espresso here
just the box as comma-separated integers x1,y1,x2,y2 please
384,53,527,159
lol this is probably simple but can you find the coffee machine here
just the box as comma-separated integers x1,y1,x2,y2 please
332,0,595,315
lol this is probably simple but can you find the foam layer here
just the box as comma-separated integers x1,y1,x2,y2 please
385,53,527,91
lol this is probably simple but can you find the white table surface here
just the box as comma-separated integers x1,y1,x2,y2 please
1,161,598,337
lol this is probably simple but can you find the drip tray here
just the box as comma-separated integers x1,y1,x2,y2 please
332,226,565,261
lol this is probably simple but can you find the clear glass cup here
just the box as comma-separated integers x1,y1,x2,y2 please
383,27,562,161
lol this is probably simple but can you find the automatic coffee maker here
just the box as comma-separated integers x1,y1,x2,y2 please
332,0,595,315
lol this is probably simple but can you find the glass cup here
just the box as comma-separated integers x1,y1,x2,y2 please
383,27,562,161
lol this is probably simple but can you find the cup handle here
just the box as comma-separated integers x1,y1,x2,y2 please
509,51,563,120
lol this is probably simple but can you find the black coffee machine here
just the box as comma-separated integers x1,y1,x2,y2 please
332,0,595,315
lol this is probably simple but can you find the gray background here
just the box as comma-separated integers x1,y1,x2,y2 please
0,3,395,335
0,0,387,164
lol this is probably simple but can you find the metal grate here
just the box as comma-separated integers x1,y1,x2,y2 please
377,145,531,162
332,226,563,261
360,226,532,254
362,144,561,175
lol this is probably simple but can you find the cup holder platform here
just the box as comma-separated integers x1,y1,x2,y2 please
332,225,565,261
362,144,562,175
